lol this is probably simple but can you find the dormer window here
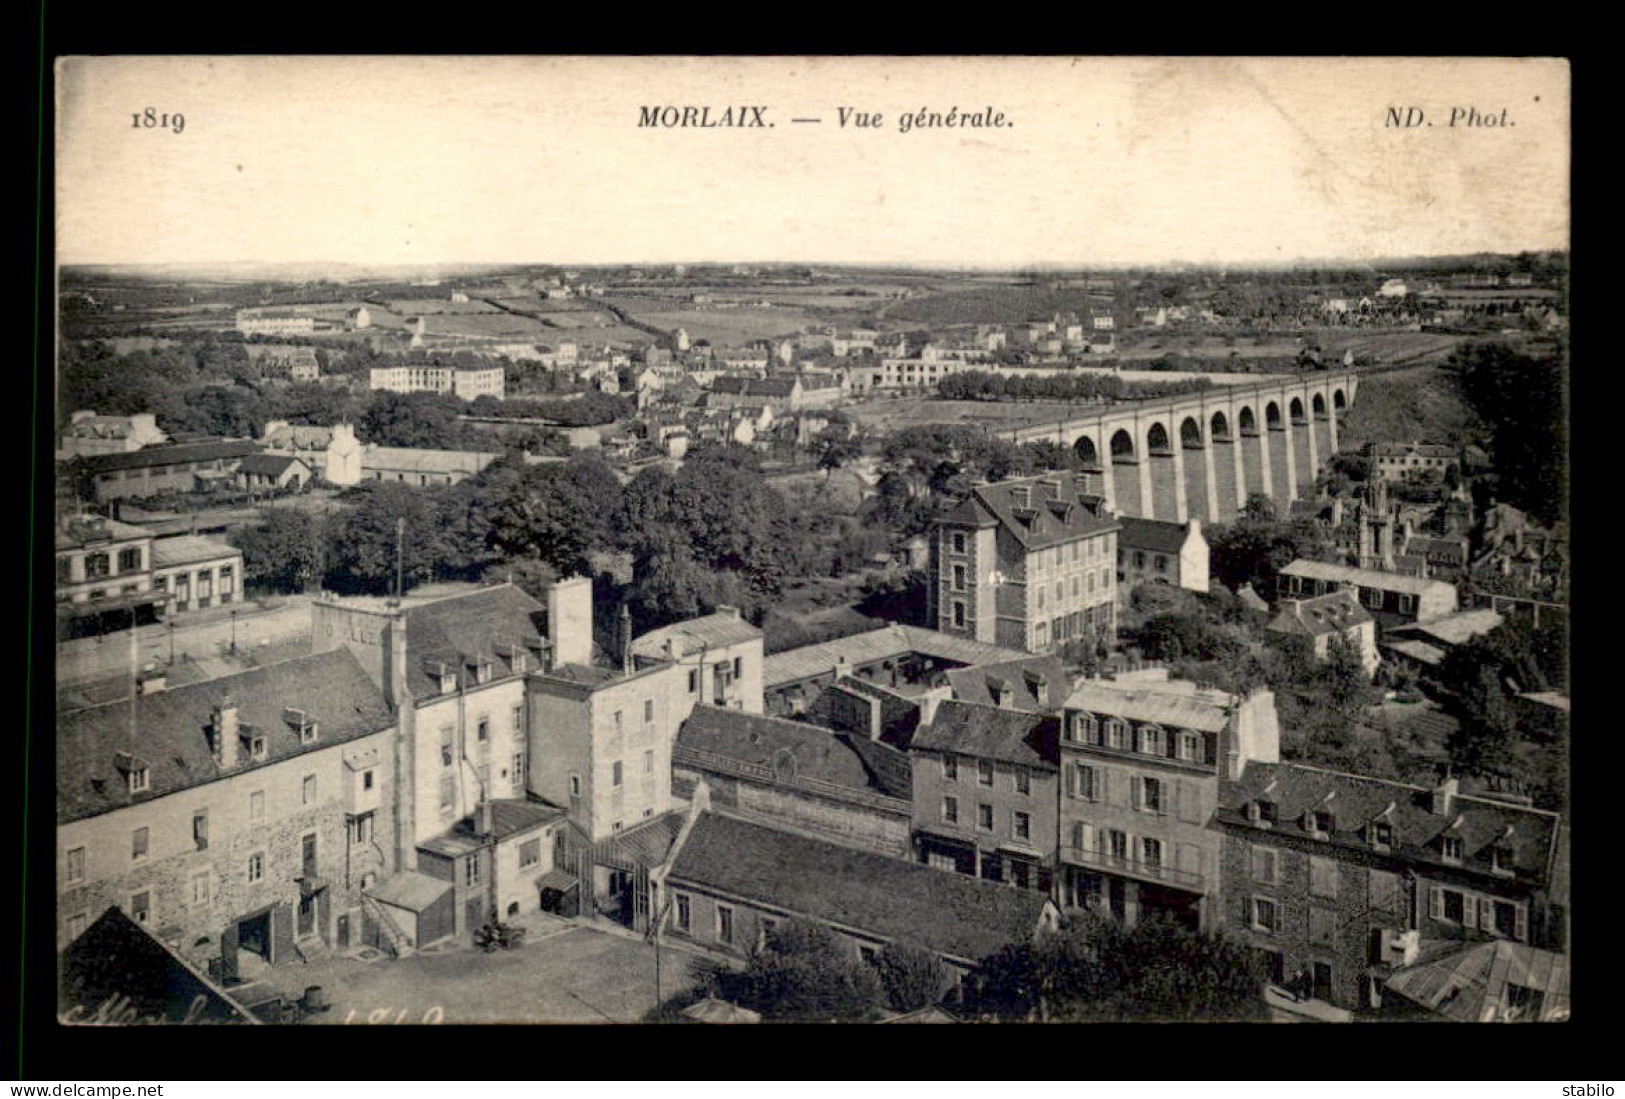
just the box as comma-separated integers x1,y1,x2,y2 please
1138,725,1164,756
1491,840,1516,876
1010,488,1030,508
1440,835,1464,864
1069,713,1100,746
300,722,320,745
1106,720,1128,750
1369,821,1393,850
128,766,149,794
1249,800,1277,828
1178,733,1200,762
249,734,268,762
1311,811,1335,838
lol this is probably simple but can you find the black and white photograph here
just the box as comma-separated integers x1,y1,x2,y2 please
43,55,1570,1032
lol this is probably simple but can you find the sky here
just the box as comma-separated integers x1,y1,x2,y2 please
55,56,1570,269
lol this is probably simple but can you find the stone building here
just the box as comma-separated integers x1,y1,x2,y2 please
932,471,1120,653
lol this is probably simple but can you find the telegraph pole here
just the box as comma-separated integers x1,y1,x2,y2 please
393,517,405,606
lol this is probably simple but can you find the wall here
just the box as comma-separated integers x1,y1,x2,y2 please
57,728,396,965
411,678,529,847
912,748,1059,882
494,823,559,919
690,771,912,859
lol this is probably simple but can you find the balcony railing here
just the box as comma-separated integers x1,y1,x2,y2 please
1062,844,1204,890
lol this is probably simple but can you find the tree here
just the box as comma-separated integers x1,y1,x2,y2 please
233,510,327,594
324,482,443,595
873,942,949,1013
707,919,885,1023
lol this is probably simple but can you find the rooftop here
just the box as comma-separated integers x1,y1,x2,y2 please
630,610,762,661
911,700,1059,771
400,584,550,701
1384,940,1568,1022
667,813,1052,963
1117,516,1197,555
237,453,309,478
56,514,152,551
1063,678,1239,733
1219,761,1561,884
677,706,910,801
939,472,1119,552
1279,559,1458,599
944,654,1068,713
763,624,1033,690
362,446,501,475
1397,608,1504,647
1267,590,1373,638
151,534,241,570
71,440,260,475
57,649,393,825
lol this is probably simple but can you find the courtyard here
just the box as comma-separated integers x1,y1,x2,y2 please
259,921,705,1025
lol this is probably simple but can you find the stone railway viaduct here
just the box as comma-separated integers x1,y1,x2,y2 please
996,372,1359,524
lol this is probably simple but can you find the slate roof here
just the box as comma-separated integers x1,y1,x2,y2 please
1117,517,1192,555
57,649,393,825
1218,761,1562,885
944,655,1068,712
941,472,1118,552
1063,678,1236,733
55,515,152,550
763,624,1032,689
630,611,761,660
74,440,260,475
401,585,549,701
1267,591,1372,638
1398,609,1504,647
1280,559,1458,600
677,706,910,800
237,453,308,478
151,535,240,569
911,701,1059,771
667,813,1052,963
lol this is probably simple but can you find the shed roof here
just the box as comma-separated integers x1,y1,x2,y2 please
911,701,1059,771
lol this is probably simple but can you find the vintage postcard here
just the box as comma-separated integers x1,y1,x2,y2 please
49,56,1568,1027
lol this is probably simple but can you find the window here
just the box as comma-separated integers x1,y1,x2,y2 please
464,856,480,886
1251,845,1278,884
66,846,86,884
131,827,149,863
733,655,744,680
952,564,966,591
1154,555,1168,574
977,760,994,787
191,870,211,907
614,711,624,732
1310,856,1338,899
951,532,966,554
57,557,71,585
1504,983,1544,1021
1106,721,1127,750
942,755,959,782
952,602,966,628
247,852,265,884
1140,777,1163,814
1441,889,1466,923
942,796,959,824
1138,726,1163,756
348,813,374,846
977,804,994,831
477,717,489,742
760,917,779,944
675,893,691,932
858,944,878,965
1073,713,1100,745
439,774,455,818
118,547,141,573
85,552,110,579
1312,811,1335,837
1014,769,1030,797
1134,552,1146,569
688,669,699,694
128,766,149,794
717,905,734,945
1398,594,1416,615
1251,897,1279,933
1070,763,1097,801
130,891,151,925
513,752,526,789
1440,835,1464,863
1141,837,1162,870
1108,830,1128,862
440,726,454,768
1013,811,1031,841
1310,908,1336,946
302,774,317,805
569,774,582,798
1493,900,1521,940
612,761,623,787
1369,821,1393,850
1178,733,1199,762
363,769,375,791
644,749,654,774
192,810,208,851
220,566,235,596
250,790,264,821
1491,843,1515,876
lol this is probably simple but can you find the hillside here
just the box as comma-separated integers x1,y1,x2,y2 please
1335,364,1482,454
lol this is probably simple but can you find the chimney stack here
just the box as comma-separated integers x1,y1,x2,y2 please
618,604,634,675
546,576,593,668
212,697,241,769
1431,775,1458,817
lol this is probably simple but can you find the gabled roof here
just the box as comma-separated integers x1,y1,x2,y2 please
1266,590,1372,638
1117,516,1195,555
911,701,1059,771
630,611,761,660
1218,761,1561,883
953,472,1119,552
57,650,393,824
1279,559,1458,599
401,585,548,701
944,655,1067,713
237,453,309,477
1385,940,1568,1022
677,706,910,801
74,440,260,474
667,813,1052,963
1064,678,1236,733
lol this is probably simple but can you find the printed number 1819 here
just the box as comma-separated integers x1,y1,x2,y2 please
132,108,184,134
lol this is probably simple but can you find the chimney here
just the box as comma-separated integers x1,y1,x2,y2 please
212,698,241,769
618,604,634,675
480,797,495,838
138,669,167,694
715,604,741,619
833,655,851,682
1431,776,1458,817
546,576,593,668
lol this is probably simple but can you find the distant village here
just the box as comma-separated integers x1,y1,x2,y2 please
54,259,1569,1024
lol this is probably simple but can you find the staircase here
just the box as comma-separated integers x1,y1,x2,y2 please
360,891,412,959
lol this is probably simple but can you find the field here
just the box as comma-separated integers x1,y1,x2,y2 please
1334,363,1479,453
845,396,1098,432
1315,330,1467,366
880,286,1113,326
631,309,820,344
